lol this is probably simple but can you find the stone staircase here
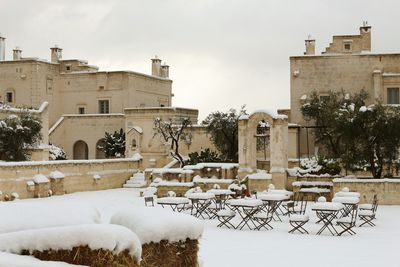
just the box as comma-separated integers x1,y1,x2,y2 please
123,172,146,188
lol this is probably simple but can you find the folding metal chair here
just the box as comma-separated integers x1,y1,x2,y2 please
144,196,154,207
288,214,309,234
216,209,236,229
359,194,378,211
359,195,378,227
337,204,358,235
253,210,273,230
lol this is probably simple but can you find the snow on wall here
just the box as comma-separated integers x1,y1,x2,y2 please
110,208,203,244
0,202,101,234
0,224,142,260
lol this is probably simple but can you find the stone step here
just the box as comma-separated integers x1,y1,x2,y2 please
123,182,146,188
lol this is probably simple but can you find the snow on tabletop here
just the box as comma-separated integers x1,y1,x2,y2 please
33,174,49,184
157,197,190,204
206,189,235,195
187,192,215,199
267,189,294,196
0,224,141,260
0,251,88,267
184,187,202,197
193,175,233,184
334,192,360,199
110,208,203,244
247,171,272,180
312,202,344,211
49,170,65,179
258,193,289,201
332,196,360,204
228,198,263,207
289,214,309,222
0,201,100,234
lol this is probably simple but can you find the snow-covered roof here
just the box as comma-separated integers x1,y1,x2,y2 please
250,109,288,120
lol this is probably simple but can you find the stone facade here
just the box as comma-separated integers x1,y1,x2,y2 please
290,24,400,157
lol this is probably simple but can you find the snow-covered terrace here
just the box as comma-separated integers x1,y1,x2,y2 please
0,188,397,267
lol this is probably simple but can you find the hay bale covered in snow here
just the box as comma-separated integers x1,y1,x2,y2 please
110,207,203,267
0,201,100,234
0,224,141,267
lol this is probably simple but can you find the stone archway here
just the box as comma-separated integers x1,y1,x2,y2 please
73,140,89,160
239,110,289,188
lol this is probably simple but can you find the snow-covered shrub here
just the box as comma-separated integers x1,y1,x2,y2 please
290,156,341,176
99,128,126,158
49,144,67,160
0,114,42,161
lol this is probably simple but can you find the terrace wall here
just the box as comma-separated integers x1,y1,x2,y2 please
0,159,141,199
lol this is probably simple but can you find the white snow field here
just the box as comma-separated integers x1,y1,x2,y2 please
0,188,398,267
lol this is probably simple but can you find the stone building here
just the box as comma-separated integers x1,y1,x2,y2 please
290,23,400,157
0,35,212,165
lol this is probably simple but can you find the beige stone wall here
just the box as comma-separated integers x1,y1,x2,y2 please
333,179,400,205
49,114,125,159
290,53,400,157
0,159,140,200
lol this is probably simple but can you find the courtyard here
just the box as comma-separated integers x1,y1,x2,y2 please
0,188,397,267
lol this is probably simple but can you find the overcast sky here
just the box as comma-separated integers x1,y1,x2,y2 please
1,0,400,120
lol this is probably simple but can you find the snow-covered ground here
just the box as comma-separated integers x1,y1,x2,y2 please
0,188,398,267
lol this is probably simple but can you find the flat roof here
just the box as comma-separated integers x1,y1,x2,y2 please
290,52,400,60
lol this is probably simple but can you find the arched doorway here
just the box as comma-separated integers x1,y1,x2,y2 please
96,139,106,159
73,140,88,160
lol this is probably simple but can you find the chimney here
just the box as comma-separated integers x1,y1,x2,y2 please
50,45,62,63
13,47,22,60
160,63,169,78
0,33,5,61
151,55,161,77
360,21,372,52
304,37,316,55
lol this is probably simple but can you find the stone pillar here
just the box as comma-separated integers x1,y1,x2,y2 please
238,116,256,170
270,118,289,189
373,70,382,101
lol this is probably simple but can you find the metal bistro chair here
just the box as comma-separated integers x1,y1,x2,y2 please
216,209,236,229
288,214,309,234
358,195,378,227
253,208,273,231
144,196,154,207
337,204,358,235
285,193,308,215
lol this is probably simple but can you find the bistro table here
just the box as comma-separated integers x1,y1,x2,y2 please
228,198,264,230
187,192,215,219
157,197,190,212
258,193,290,222
312,202,344,236
332,196,360,217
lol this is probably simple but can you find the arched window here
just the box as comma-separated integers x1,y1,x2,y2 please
132,139,137,149
73,140,88,160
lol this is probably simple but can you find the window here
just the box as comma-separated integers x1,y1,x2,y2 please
78,107,85,114
98,100,109,114
99,86,105,90
132,139,137,149
343,41,352,52
6,92,13,103
66,65,71,71
344,43,351,50
387,88,400,104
